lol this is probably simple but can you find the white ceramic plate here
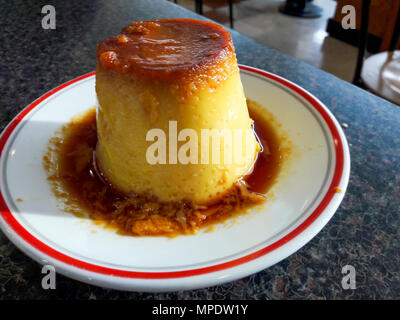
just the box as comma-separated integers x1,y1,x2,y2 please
0,65,350,292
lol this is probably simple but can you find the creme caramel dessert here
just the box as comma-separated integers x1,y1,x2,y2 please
43,19,287,237
95,19,260,204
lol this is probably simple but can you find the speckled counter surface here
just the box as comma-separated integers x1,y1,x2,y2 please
0,0,399,300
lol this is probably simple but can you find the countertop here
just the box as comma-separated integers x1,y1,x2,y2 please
0,0,399,299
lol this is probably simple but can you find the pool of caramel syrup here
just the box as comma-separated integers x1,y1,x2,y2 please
45,100,282,236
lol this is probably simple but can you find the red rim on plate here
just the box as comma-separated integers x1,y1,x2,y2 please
0,66,345,279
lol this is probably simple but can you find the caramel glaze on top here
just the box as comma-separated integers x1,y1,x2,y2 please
97,19,236,86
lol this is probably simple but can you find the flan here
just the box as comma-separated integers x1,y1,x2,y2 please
95,19,260,204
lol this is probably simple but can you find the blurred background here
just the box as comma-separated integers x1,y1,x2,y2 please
171,0,400,105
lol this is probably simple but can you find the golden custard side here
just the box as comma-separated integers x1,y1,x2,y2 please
95,19,260,204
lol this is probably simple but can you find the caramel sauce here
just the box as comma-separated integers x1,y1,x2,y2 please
43,100,283,237
246,102,281,194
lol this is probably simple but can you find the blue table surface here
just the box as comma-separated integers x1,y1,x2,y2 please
0,0,398,299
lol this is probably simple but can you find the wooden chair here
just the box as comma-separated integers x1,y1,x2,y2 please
172,0,233,28
195,0,234,28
